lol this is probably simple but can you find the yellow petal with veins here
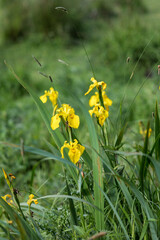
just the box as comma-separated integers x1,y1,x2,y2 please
68,114,80,128
51,114,61,130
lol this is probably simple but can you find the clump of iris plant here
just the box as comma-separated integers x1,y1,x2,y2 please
40,87,84,164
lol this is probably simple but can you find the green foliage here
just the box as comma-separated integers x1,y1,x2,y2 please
0,0,146,43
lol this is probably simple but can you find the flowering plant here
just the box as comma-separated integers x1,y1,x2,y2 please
1,61,160,240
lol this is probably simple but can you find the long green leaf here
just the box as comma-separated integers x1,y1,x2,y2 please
38,194,100,211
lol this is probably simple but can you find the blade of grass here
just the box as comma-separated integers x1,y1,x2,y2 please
38,194,101,212
0,142,79,169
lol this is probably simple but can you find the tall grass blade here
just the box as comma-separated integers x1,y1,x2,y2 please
139,219,148,240
155,101,160,161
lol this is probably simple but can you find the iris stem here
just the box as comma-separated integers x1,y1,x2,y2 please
68,127,73,142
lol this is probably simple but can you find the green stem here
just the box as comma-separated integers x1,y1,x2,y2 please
13,190,26,221
98,87,104,108
68,127,73,142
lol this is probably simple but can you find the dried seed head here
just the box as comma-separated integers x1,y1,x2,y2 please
32,56,42,67
126,57,130,63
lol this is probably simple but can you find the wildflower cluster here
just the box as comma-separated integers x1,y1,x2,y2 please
85,77,112,126
40,87,84,164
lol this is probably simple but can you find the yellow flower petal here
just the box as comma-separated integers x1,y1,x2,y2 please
56,104,80,129
89,105,108,126
89,109,94,116
68,114,80,128
40,94,48,103
61,141,70,158
98,110,109,126
89,92,99,107
2,169,8,179
102,91,112,107
57,104,71,121
68,140,85,164
51,114,61,130
48,88,58,106
68,148,81,164
2,168,11,186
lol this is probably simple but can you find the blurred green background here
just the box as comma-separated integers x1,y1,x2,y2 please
0,0,160,194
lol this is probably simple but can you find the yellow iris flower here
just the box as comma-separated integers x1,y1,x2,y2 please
85,77,107,95
40,87,58,106
89,105,109,126
27,194,38,206
51,104,80,130
89,91,112,109
1,194,13,206
61,139,85,164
